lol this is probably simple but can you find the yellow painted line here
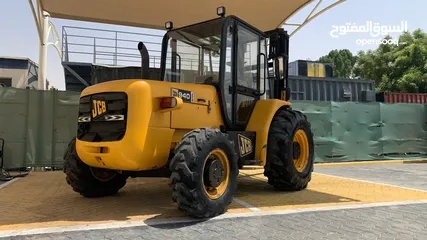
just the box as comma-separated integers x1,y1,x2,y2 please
314,172,427,193
235,169,427,212
242,159,427,169
404,159,427,164
315,159,427,167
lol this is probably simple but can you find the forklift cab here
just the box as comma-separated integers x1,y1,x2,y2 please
160,7,290,130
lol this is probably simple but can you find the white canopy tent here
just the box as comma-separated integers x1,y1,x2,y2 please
28,0,346,90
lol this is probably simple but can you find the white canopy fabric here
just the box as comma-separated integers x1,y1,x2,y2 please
40,0,312,31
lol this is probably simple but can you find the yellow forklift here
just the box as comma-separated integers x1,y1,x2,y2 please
64,7,314,218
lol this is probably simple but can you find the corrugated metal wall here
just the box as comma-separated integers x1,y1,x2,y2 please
376,92,427,104
289,76,375,102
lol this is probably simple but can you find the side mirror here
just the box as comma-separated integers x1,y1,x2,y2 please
257,52,267,96
277,56,285,80
286,86,291,101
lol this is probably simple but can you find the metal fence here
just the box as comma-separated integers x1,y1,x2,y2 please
61,26,224,70
62,26,165,68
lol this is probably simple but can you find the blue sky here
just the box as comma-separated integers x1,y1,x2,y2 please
0,0,424,90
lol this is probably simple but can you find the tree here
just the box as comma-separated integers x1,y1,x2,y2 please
318,49,358,78
353,29,427,93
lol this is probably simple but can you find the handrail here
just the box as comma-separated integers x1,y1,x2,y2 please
62,25,166,67
61,25,224,70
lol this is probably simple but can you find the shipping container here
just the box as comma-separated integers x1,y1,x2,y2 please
376,92,427,104
288,75,375,102
288,60,333,78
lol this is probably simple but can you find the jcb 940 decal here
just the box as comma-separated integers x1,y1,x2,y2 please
171,88,194,103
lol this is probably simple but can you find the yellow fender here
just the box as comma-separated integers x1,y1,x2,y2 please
245,99,291,166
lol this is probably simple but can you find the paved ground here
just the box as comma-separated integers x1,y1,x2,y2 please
3,202,427,240
1,162,427,239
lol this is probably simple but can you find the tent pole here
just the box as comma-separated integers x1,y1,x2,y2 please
38,11,49,90
27,0,41,41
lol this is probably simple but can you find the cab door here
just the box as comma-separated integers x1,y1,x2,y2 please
221,19,267,130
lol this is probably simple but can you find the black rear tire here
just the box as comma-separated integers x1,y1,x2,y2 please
169,128,238,218
264,108,314,191
63,138,128,197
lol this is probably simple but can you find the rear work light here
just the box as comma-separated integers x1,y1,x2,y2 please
160,97,177,108
158,96,183,112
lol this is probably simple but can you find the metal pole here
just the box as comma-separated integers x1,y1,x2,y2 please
93,38,96,63
37,11,49,90
27,0,41,41
115,32,118,65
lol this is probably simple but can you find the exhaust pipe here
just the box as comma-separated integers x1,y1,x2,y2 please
138,42,150,79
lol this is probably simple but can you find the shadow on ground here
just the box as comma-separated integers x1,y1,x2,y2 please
0,170,361,230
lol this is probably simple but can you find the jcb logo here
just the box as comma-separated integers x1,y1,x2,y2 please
91,100,107,119
238,134,253,157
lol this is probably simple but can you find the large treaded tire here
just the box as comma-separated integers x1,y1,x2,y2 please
264,108,314,191
169,128,238,218
63,138,128,197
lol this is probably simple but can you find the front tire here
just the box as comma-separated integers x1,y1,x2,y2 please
63,138,128,197
169,128,238,218
264,108,314,191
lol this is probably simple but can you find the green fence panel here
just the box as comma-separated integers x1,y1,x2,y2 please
30,90,55,167
293,101,332,163
380,103,427,159
330,102,382,162
0,88,28,169
0,88,80,169
52,91,79,166
27,90,80,167
354,102,383,160
295,101,427,163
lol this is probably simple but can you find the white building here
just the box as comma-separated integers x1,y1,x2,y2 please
0,56,55,89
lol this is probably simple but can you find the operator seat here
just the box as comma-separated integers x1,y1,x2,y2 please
194,74,218,85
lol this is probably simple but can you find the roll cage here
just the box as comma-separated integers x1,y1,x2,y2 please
159,15,290,130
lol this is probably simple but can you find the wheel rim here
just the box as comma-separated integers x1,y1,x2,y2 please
292,129,309,173
202,149,230,200
90,167,117,182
